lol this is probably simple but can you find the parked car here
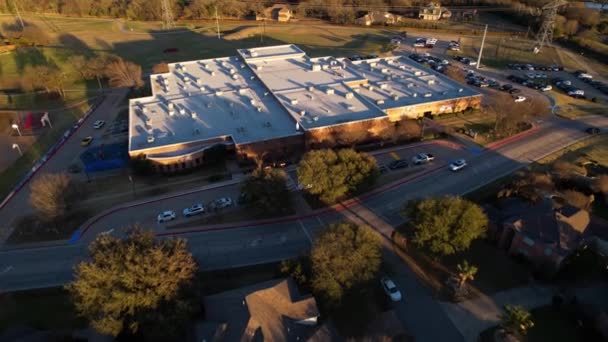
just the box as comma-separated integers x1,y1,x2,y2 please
211,197,234,209
508,88,521,94
157,210,176,223
183,203,205,217
381,277,402,302
388,159,409,170
81,136,93,147
449,159,467,172
585,127,600,134
93,120,105,129
412,153,435,165
514,95,527,103
540,85,552,92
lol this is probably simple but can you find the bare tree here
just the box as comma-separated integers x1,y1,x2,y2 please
22,65,67,97
105,58,143,88
68,55,88,79
29,173,72,221
83,55,115,92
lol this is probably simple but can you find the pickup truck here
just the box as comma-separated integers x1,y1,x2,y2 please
412,153,435,165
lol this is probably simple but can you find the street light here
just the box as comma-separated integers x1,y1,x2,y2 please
128,175,136,198
11,124,21,136
12,143,22,156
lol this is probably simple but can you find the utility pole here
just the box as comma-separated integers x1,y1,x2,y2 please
533,0,567,54
476,24,487,70
215,7,221,39
12,0,25,29
160,0,175,30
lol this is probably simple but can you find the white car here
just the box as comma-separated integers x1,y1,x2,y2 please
412,153,435,165
211,197,234,209
514,96,527,102
183,203,205,217
381,277,402,302
93,120,105,129
157,210,176,223
540,85,552,92
449,159,467,172
577,73,592,79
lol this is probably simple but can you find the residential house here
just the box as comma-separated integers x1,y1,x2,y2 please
418,2,450,20
495,198,591,271
356,11,403,26
258,4,292,22
196,278,334,342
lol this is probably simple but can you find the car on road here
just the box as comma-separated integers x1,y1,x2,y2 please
93,120,105,129
585,127,600,135
157,210,176,223
183,203,205,217
81,136,93,147
211,197,234,209
514,96,527,103
449,159,467,172
388,160,409,170
412,153,435,165
381,277,402,302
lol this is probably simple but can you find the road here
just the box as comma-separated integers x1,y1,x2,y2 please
1,110,606,341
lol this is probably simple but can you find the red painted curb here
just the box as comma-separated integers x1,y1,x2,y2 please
486,126,540,151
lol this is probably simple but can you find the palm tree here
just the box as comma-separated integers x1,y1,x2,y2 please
500,304,535,336
456,260,478,288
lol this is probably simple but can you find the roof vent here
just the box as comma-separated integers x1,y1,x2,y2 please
197,79,203,85
250,99,257,106
169,109,175,116
191,112,197,118
458,88,464,92
381,68,389,73
184,76,190,82
311,64,321,71
257,106,262,112
200,86,205,92
345,92,354,99
300,110,306,116
392,94,400,101
232,74,239,80
215,91,223,96
229,68,236,74
424,92,432,97
179,108,186,115
210,71,216,76
414,71,422,76
307,86,315,92
168,102,174,109
427,79,435,85
256,65,263,71
376,99,385,105
379,83,389,90
313,116,319,122
239,88,248,95
290,99,299,105
241,63,246,68
325,88,334,95
147,136,155,143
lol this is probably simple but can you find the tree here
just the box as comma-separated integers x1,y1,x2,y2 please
83,55,114,91
311,222,382,304
405,196,488,256
29,173,72,221
105,58,143,88
22,65,68,97
562,190,593,210
241,167,292,215
68,55,88,79
297,148,378,204
456,260,478,288
500,305,534,336
553,160,586,178
66,228,198,340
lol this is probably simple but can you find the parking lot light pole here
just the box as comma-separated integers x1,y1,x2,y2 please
476,24,488,70
129,175,135,198
12,143,22,156
11,124,21,136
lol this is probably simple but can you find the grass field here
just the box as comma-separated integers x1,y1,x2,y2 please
551,92,607,119
0,102,92,199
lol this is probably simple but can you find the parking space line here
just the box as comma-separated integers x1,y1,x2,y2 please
298,220,313,244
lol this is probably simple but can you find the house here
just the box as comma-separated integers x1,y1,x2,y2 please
418,2,449,20
356,11,403,26
196,278,334,342
495,198,591,271
258,4,292,22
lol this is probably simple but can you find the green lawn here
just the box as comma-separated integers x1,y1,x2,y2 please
0,103,91,199
0,288,86,333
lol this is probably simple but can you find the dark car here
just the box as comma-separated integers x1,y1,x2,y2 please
508,88,521,94
585,127,600,134
500,84,513,91
349,55,362,61
388,160,409,170
163,47,179,53
364,54,379,59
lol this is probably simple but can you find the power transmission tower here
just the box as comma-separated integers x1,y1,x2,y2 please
533,0,567,54
215,7,221,39
160,0,175,30
11,0,25,29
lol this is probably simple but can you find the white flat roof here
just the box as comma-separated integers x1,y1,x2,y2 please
129,45,481,153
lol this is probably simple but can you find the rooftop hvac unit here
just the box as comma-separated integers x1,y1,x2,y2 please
290,99,298,105
169,109,175,116
307,86,315,92
215,91,223,96
230,68,236,74
163,79,169,85
345,92,354,99
407,83,414,88
168,102,174,109
241,64,246,68
376,99,385,105
300,110,306,116
197,79,203,85
200,86,205,92
142,107,148,113
251,51,258,57
311,64,321,71
392,95,400,101
347,104,355,111
184,76,190,82
257,106,262,112
412,93,418,97
325,88,334,95
387,59,394,65
232,74,239,80
182,65,187,72
370,62,377,68
313,116,319,122
427,79,435,85
239,88,248,95
210,71,216,76
250,99,256,106
424,92,432,97
250,76,255,80
307,94,314,100
399,65,406,70
369,86,375,91
191,112,197,119
179,108,186,115
414,71,422,76
381,68,388,73
379,83,389,90
147,136,155,143
353,88,361,93
322,65,329,70
264,92,269,96
256,65,263,71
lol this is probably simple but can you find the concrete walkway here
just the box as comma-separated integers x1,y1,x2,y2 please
440,283,608,342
